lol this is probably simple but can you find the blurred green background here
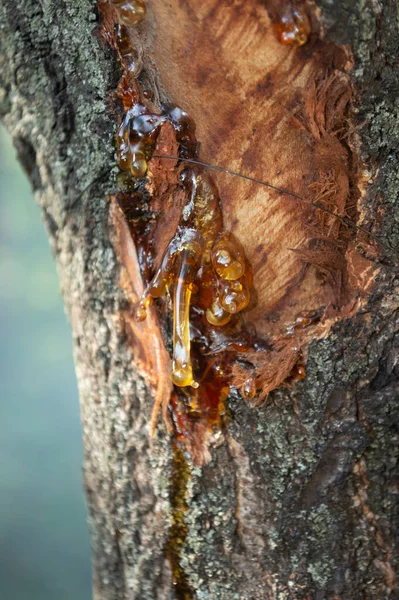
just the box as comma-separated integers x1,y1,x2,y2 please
0,126,91,599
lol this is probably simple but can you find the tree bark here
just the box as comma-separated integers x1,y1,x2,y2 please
1,0,398,599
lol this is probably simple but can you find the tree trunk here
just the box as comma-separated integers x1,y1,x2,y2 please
1,0,398,598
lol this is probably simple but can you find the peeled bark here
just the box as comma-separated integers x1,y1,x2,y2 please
0,0,398,598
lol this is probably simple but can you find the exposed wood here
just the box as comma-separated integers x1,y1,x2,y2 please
112,0,382,420
148,0,369,330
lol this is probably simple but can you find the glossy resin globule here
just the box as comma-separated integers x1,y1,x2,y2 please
273,1,311,46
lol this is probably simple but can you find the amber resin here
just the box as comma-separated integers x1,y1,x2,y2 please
165,442,193,599
274,5,310,46
125,105,254,454
261,0,312,46
102,0,376,467
99,0,263,465
109,0,146,27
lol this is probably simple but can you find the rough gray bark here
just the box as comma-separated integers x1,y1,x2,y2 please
0,0,398,599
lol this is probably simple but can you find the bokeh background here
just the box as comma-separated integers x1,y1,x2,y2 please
0,126,91,599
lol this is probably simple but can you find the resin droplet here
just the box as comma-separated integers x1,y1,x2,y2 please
112,0,146,27
135,307,147,322
135,295,151,322
274,7,311,46
115,24,133,59
285,309,322,336
116,105,166,179
242,376,256,400
130,152,147,177
291,364,306,380
206,300,232,327
118,141,131,171
172,246,201,388
220,280,250,314
148,277,168,298
167,106,198,158
211,233,246,281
